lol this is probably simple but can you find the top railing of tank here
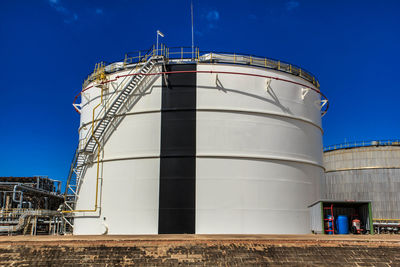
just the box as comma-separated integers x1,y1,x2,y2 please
323,139,400,152
81,45,320,90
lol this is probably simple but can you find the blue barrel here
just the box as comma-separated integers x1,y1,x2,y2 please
336,215,349,234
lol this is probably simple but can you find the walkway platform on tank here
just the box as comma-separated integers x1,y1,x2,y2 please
0,235,399,265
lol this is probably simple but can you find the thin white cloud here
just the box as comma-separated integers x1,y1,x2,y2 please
48,0,78,23
286,0,300,11
206,10,219,21
205,9,220,29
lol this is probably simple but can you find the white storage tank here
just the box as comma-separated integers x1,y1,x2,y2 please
65,47,327,235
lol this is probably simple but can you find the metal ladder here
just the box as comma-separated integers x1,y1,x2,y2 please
63,56,159,231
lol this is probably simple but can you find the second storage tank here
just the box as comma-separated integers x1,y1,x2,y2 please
323,141,400,220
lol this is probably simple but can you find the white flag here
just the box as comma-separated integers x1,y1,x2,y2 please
157,30,164,37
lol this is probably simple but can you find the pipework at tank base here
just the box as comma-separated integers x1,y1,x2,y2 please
0,176,64,235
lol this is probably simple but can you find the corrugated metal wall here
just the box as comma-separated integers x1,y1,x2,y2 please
310,202,322,234
322,146,400,219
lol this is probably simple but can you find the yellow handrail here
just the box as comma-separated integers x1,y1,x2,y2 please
63,77,105,214
66,52,155,214
82,47,320,89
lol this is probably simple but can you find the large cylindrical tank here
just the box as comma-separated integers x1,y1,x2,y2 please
72,51,325,234
322,142,400,219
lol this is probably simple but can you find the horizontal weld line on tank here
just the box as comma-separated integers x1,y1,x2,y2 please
88,154,324,169
78,110,159,132
198,108,323,133
197,155,324,169
78,108,322,134
195,176,311,184
86,156,159,164
75,70,329,115
325,166,400,173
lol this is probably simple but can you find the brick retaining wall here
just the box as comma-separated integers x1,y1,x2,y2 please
0,236,399,266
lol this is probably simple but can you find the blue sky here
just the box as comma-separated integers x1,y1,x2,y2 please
1,0,399,184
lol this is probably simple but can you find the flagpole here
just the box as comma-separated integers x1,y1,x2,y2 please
156,31,159,56
156,30,165,56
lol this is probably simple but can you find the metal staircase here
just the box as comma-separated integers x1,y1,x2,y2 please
63,55,159,231
84,59,157,153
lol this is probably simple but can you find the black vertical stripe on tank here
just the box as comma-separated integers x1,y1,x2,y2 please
158,64,196,234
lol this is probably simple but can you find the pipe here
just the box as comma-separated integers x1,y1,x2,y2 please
63,77,105,214
0,210,61,233
44,197,48,210
374,222,400,226
56,181,61,194
0,182,63,199
12,185,23,208
22,201,32,209
73,69,329,115
2,192,5,210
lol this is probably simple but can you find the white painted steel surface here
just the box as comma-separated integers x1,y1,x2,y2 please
196,64,323,234
74,61,324,234
73,68,162,234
